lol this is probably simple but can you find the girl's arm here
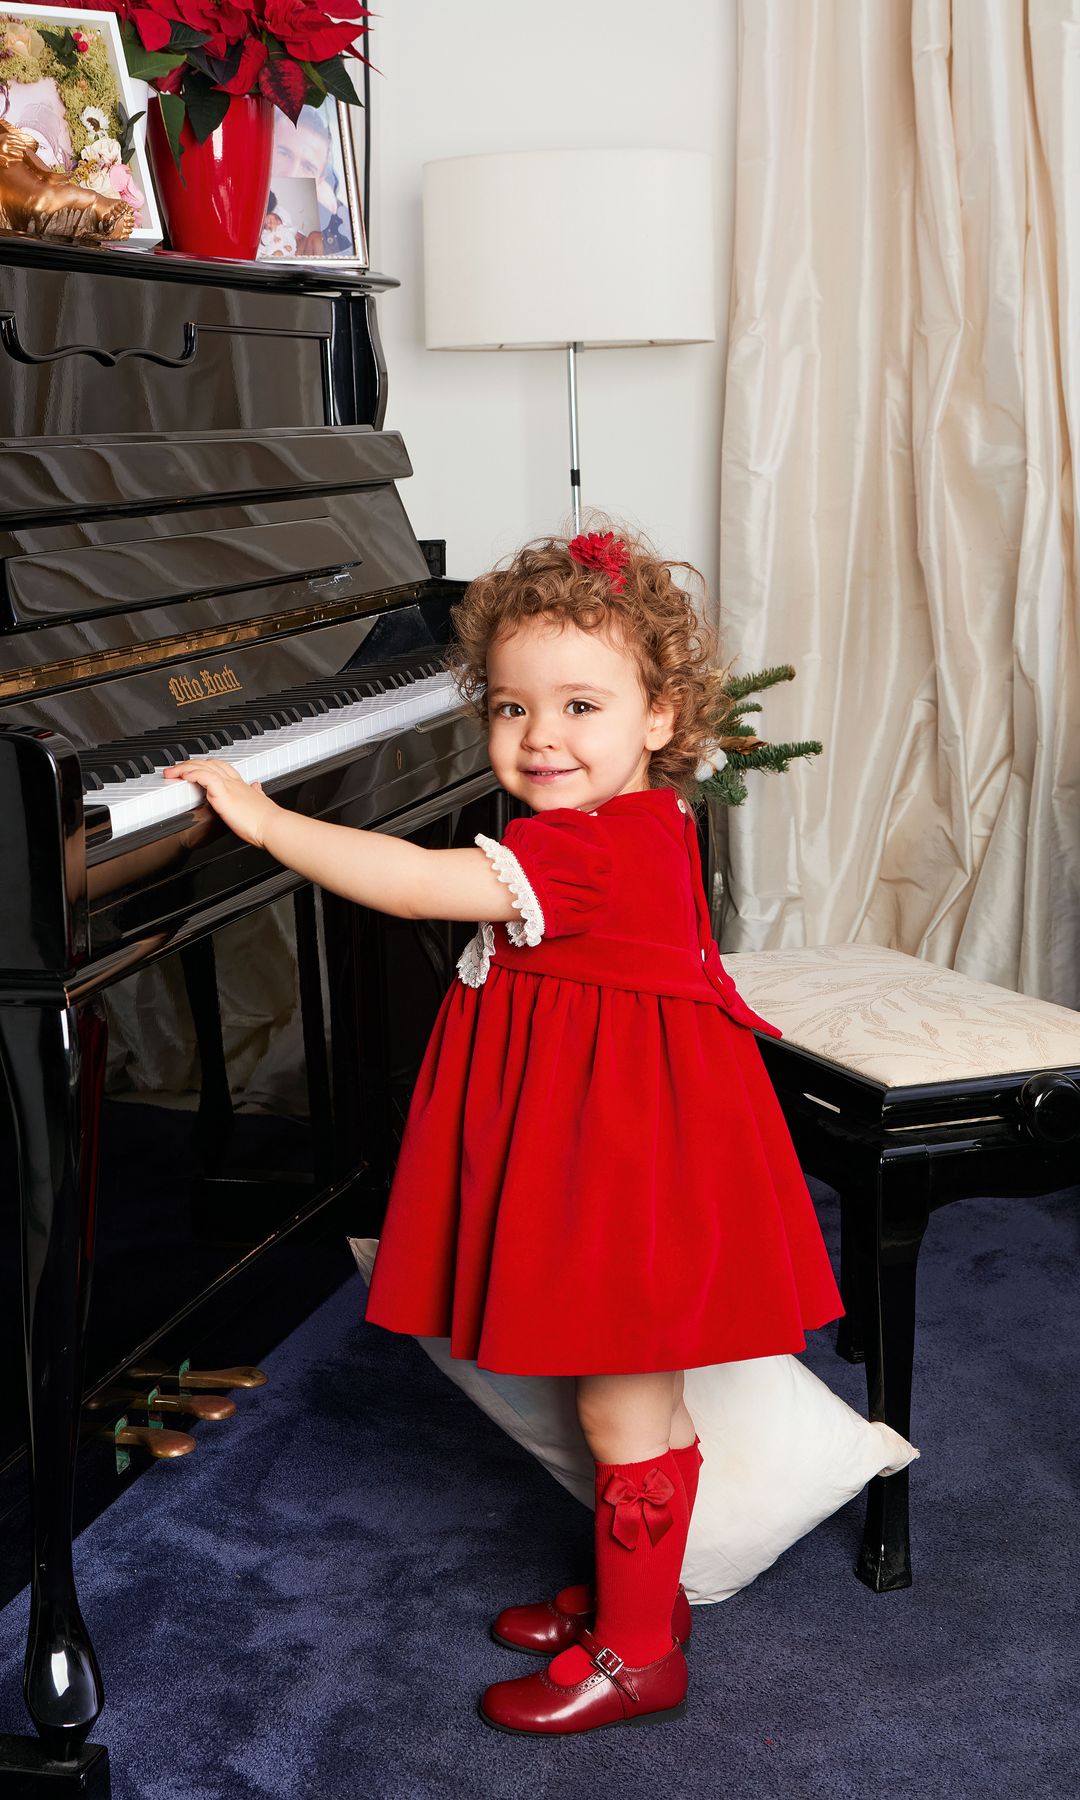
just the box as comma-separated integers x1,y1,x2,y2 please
163,757,522,925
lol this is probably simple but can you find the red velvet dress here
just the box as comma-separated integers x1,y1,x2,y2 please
363,787,844,1376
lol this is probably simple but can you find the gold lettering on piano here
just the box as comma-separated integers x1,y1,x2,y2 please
168,666,243,707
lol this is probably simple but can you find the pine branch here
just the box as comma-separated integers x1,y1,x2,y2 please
720,664,796,702
726,739,822,772
696,663,822,807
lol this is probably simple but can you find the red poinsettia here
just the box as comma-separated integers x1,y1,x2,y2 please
126,0,258,55
215,35,268,93
568,532,632,593
261,0,364,62
65,0,371,165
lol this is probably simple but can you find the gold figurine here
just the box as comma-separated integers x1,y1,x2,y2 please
0,117,133,241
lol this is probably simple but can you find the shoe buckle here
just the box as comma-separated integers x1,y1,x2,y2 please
592,1645,625,1679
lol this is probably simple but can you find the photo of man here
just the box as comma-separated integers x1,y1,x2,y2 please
259,100,366,264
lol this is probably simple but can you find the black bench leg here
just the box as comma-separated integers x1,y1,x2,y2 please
835,1189,865,1363
852,1146,931,1592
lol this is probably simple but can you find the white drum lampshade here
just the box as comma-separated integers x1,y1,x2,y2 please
423,149,714,349
422,149,715,523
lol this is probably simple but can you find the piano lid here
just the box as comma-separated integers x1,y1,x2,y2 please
0,426,421,633
0,422,411,528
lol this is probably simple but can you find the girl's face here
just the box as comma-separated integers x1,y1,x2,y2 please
485,616,675,811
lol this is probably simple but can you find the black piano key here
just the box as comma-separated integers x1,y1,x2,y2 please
126,748,177,770
350,677,390,692
183,710,265,740
172,730,238,754
122,736,199,762
154,723,243,749
110,753,160,779
221,702,305,729
256,699,326,722
307,677,387,700
110,740,189,765
254,712,303,729
263,689,335,714
80,749,148,778
112,742,186,769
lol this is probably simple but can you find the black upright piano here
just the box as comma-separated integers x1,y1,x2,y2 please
0,233,504,1786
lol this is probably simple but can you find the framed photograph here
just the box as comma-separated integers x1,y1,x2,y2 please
258,97,368,269
0,3,161,245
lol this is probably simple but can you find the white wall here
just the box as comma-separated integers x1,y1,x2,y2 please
364,0,738,596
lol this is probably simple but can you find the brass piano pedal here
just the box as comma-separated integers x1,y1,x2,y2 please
103,1415,196,1474
116,1423,195,1458
128,1359,268,1392
149,1391,236,1421
89,1385,236,1420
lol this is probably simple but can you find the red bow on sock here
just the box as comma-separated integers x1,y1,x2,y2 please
602,1467,676,1549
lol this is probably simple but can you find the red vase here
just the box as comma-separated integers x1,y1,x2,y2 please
147,93,275,261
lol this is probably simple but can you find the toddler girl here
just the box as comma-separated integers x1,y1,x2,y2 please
165,526,843,1737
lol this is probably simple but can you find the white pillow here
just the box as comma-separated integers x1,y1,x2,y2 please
348,1237,919,1604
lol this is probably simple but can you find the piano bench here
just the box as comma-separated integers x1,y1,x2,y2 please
722,943,1080,1594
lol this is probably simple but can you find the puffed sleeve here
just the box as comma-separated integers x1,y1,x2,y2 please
474,809,614,943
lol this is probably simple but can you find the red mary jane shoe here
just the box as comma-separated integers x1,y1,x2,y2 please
479,1625,688,1737
491,1581,692,1655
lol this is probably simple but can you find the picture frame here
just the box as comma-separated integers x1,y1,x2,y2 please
0,3,162,246
258,94,368,270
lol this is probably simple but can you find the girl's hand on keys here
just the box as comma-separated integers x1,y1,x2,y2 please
164,759,278,849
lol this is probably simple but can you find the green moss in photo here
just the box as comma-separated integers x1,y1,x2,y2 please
0,16,125,161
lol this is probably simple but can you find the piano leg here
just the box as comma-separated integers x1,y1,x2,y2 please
0,1001,108,1765
179,937,235,1174
295,885,335,1192
851,1146,931,1592
322,889,388,1192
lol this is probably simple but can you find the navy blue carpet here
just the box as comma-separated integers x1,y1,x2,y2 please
0,1180,1076,1800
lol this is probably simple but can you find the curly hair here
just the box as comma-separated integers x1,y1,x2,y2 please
446,524,737,806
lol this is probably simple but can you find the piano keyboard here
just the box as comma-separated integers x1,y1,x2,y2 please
81,659,464,843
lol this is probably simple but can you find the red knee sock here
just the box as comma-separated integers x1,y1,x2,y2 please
549,1447,690,1682
553,1434,703,1620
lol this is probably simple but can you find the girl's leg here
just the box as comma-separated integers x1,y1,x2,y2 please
546,1372,696,1623
543,1371,689,1679
669,1369,698,1452
575,1369,677,1464
668,1370,704,1534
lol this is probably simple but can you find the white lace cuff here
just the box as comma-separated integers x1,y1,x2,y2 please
455,833,547,986
474,833,545,946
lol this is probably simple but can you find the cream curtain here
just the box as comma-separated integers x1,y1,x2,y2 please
717,0,1079,1006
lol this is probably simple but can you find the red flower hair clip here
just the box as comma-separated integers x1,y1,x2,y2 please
568,531,631,593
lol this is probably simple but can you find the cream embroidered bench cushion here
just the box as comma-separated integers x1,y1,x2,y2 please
721,944,1080,1086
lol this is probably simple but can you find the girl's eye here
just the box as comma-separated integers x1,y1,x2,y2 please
492,700,596,718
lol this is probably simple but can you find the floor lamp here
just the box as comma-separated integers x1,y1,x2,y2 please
422,149,715,530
